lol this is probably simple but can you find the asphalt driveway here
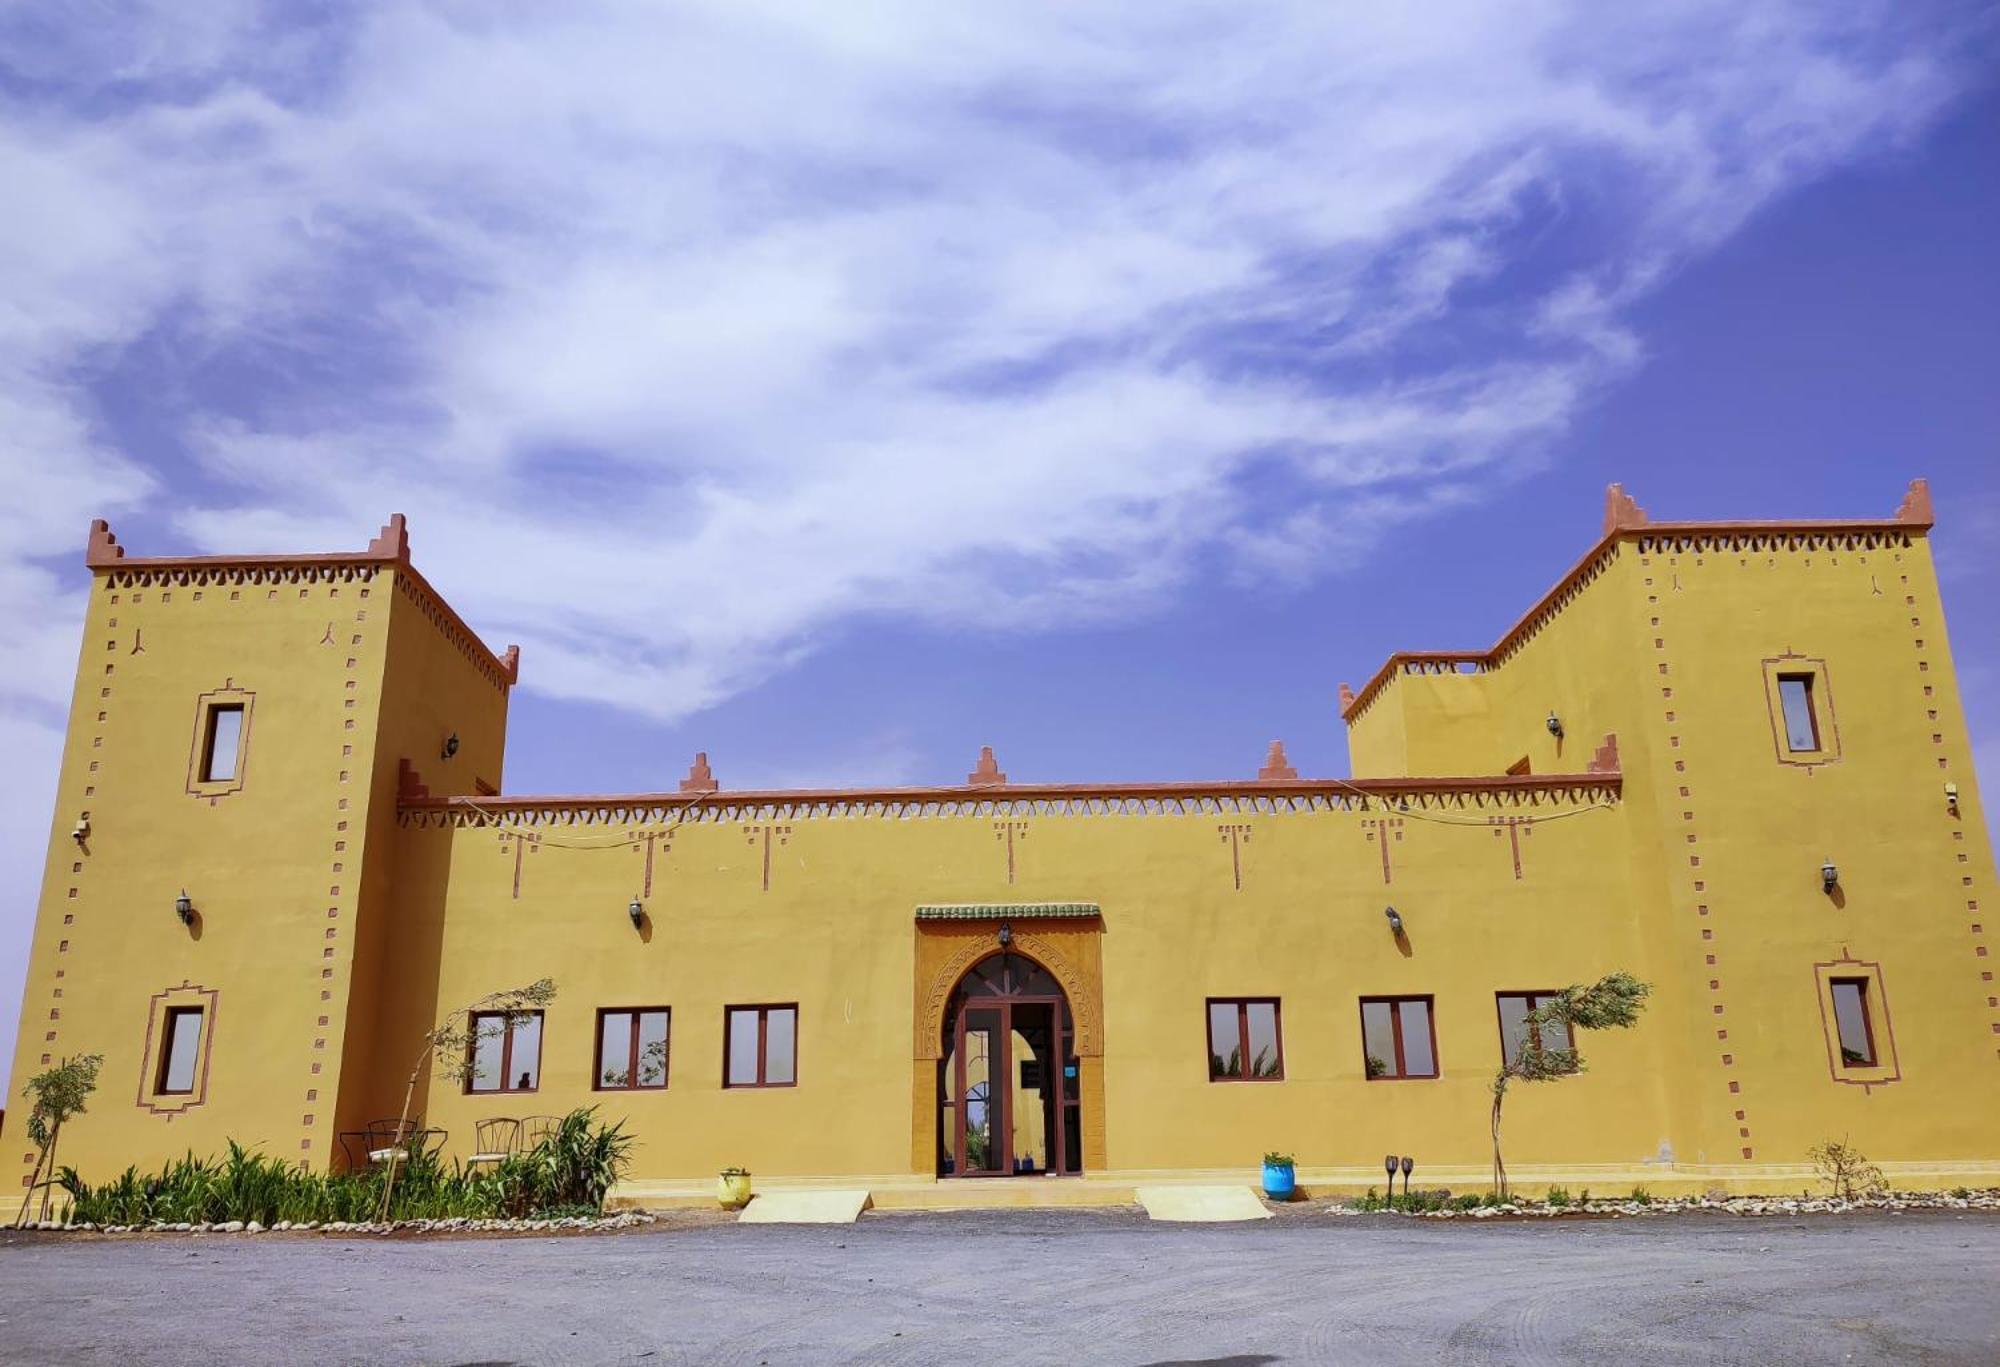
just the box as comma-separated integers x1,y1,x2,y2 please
1,1207,1996,1365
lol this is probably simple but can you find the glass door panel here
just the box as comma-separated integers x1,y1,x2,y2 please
959,1006,1006,1175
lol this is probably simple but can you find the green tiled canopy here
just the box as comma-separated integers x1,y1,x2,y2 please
913,903,1101,921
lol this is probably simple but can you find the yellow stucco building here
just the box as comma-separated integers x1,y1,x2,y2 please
11,480,1998,1203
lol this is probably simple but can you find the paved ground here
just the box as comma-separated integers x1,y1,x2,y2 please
2,1207,1997,1365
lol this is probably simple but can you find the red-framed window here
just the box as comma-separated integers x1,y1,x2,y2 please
467,1010,543,1093
1360,996,1437,1079
1495,991,1573,1067
1776,674,1821,753
1828,978,1877,1067
596,1008,670,1090
724,1004,797,1088
1206,998,1283,1081
156,1007,206,1095
198,705,246,782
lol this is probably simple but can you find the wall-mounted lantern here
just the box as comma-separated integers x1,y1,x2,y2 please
1945,782,1960,817
441,732,460,761
1384,906,1404,937
1820,859,1839,894
1545,711,1564,741
175,889,194,926
71,812,90,847
997,920,1014,949
628,896,645,929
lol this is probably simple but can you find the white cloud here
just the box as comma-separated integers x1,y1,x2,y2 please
0,3,1979,724
0,0,1984,1092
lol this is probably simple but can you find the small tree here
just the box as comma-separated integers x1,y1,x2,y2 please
14,1054,103,1226
1490,973,1649,1197
1808,1137,1886,1201
378,979,556,1219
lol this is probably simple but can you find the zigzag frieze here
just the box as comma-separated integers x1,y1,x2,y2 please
390,570,513,690
104,563,382,590
1634,529,1913,555
398,780,1620,829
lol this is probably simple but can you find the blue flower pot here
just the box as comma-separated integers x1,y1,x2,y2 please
1262,1162,1296,1200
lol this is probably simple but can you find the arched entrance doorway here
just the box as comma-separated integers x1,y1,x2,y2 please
938,949,1082,1176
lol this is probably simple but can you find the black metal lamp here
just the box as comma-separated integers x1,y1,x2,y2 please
997,920,1014,949
1400,1155,1414,1193
1385,906,1404,936
628,896,644,929
1820,859,1838,893
1384,1153,1399,1197
1545,711,1564,740
441,732,460,760
175,889,194,926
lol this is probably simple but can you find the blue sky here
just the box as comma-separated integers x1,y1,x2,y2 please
2,3,1997,1088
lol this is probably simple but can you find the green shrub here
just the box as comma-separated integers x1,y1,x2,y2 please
1544,1186,1571,1208
1452,1194,1483,1211
1578,1188,1591,1206
58,1107,632,1226
1629,1185,1651,1206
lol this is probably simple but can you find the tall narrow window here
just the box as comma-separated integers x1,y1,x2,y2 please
1206,998,1284,1081
1360,996,1437,1079
597,1008,670,1090
467,1011,543,1093
156,1007,205,1095
724,1005,797,1088
1829,978,1877,1067
1495,991,1573,1068
200,705,245,782
1777,674,1820,752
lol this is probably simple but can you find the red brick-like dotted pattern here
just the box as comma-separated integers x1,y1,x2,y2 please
1903,573,2000,1057
301,583,370,1158
1647,555,1756,1160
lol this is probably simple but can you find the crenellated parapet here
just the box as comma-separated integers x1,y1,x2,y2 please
401,771,1622,829
80,514,519,691
1341,479,1935,726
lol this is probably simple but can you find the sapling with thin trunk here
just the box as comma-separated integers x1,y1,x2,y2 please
1489,973,1649,1198
377,979,557,1220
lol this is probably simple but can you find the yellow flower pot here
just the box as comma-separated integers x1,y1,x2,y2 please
718,1171,752,1210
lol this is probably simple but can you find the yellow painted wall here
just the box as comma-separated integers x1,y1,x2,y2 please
12,498,1999,1203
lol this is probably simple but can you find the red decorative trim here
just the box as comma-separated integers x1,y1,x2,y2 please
1895,478,1934,528
185,685,254,800
85,519,123,567
402,770,1621,828
1341,485,1930,724
1603,482,1649,534
967,746,1007,786
679,752,719,793
1586,733,1619,774
1256,740,1298,781
136,983,219,1116
1813,954,1902,1091
82,515,519,689
1337,682,1356,712
993,819,1029,883
365,514,410,561
398,759,430,800
744,824,793,891
1763,656,1842,768
1217,823,1252,890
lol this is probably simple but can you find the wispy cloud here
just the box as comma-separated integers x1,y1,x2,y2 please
0,2,1983,728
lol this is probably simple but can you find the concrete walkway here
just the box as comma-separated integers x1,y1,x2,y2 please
1,1208,1996,1364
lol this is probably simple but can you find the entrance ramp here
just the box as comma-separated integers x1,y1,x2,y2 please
1136,1185,1271,1222
737,1189,872,1224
